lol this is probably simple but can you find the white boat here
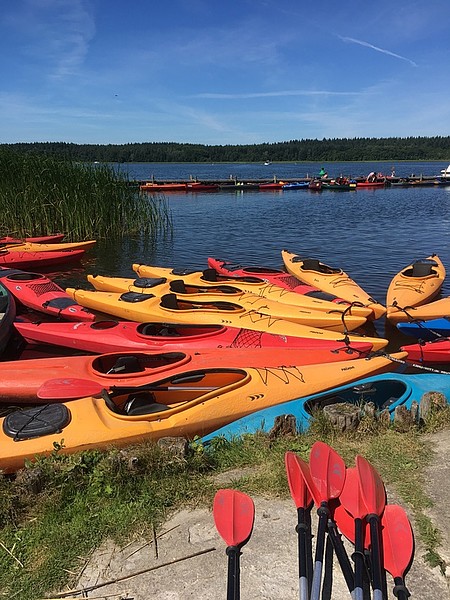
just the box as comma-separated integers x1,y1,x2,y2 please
440,164,450,179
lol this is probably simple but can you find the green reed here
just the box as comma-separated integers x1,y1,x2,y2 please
0,148,172,240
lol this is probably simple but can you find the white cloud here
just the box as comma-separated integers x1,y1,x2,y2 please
338,35,417,67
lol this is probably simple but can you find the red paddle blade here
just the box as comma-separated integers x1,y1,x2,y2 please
285,451,313,509
309,441,346,503
339,467,368,519
355,455,386,516
381,504,414,577
213,489,255,548
37,378,105,400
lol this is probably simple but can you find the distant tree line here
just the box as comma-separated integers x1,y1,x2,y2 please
3,137,450,163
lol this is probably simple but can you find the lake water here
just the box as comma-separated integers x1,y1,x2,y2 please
58,160,450,345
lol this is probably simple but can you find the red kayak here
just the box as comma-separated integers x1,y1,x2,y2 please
207,257,349,305
402,339,450,364
0,234,65,245
0,344,374,403
14,319,373,358
0,269,95,321
0,249,85,269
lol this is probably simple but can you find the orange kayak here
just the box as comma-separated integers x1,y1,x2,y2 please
0,351,406,473
281,250,386,319
0,344,374,403
386,255,446,323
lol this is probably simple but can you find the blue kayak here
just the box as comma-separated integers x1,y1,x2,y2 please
397,318,450,341
201,372,450,443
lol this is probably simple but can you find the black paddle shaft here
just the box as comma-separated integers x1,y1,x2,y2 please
296,506,310,600
393,576,411,600
226,546,241,600
326,519,355,594
368,514,385,600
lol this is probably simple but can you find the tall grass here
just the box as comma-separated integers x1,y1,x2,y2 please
0,148,172,240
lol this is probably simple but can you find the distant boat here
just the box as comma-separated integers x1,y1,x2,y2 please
440,164,450,180
264,160,272,166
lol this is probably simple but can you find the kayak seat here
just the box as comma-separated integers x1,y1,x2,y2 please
300,258,340,274
410,261,436,277
119,291,155,303
201,269,219,282
160,294,179,309
133,277,166,289
169,280,188,294
106,355,144,374
124,392,170,416
138,323,182,337
6,272,43,281
172,268,197,276
43,297,78,309
3,404,71,441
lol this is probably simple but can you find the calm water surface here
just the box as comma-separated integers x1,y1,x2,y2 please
58,161,450,344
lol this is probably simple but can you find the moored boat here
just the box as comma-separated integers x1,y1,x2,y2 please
401,338,450,363
207,256,349,303
14,319,373,357
0,268,95,322
0,249,85,269
86,273,368,332
0,234,65,245
386,255,445,323
281,250,386,319
1,240,96,253
0,282,16,356
65,287,388,350
201,366,447,443
140,182,187,192
0,352,406,473
0,344,381,403
389,296,450,325
396,317,450,341
131,264,372,317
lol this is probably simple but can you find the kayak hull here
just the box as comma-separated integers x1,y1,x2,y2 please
2,240,96,253
0,249,85,269
0,268,95,321
0,352,405,473
87,273,367,332
281,250,386,319
14,320,373,357
386,255,446,322
131,264,372,318
202,371,449,443
0,344,380,403
65,287,388,351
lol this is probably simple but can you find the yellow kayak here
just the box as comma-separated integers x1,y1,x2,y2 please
2,240,96,253
281,250,386,319
0,351,406,473
87,274,367,332
386,255,446,323
131,264,372,318
386,296,450,324
66,287,388,350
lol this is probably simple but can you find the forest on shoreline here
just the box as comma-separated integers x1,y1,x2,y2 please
3,136,450,163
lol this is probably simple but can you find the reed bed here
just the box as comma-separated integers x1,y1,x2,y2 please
0,148,172,240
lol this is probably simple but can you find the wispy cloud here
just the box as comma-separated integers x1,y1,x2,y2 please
189,90,361,99
338,35,417,67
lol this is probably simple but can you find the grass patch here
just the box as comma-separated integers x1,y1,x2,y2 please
1,410,449,598
0,148,172,240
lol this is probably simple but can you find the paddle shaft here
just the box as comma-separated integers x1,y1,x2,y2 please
327,519,356,598
393,576,411,600
226,546,241,600
310,504,329,600
368,514,385,600
353,518,365,600
296,506,310,600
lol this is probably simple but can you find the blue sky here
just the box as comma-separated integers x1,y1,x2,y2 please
1,0,449,145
